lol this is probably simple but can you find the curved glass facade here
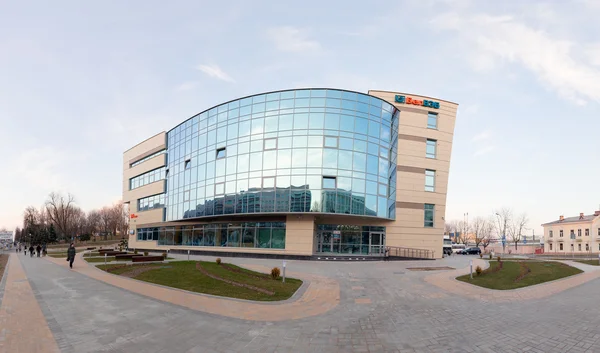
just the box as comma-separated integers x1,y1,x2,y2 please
165,89,399,222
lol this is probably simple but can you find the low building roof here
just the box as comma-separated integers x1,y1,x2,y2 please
542,214,597,226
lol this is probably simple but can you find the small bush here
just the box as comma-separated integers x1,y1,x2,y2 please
497,256,501,262
144,251,148,256
162,252,167,259
216,258,222,265
475,265,483,276
271,267,281,280
134,250,138,254
479,253,483,258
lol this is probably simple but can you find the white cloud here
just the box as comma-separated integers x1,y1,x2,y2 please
430,12,600,104
472,130,490,142
474,145,495,157
266,26,321,53
196,64,235,83
176,81,198,91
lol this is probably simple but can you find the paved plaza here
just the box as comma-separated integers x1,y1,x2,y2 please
2,253,600,352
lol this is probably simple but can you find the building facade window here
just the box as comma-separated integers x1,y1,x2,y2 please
549,230,553,237
155,222,286,249
585,228,589,236
571,230,575,237
549,243,553,251
137,194,166,212
560,230,563,237
130,149,166,167
426,139,437,159
560,243,563,251
586,243,589,251
322,176,336,189
427,112,438,129
425,170,435,192
129,167,167,190
578,244,581,251
184,159,191,170
216,147,226,159
578,229,582,237
424,204,434,227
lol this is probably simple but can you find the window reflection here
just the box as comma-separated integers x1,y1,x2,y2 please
164,89,399,222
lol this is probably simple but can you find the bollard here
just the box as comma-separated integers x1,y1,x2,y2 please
469,259,473,279
187,249,190,261
104,253,107,265
282,260,287,283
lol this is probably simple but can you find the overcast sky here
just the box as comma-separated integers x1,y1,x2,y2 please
1,0,599,236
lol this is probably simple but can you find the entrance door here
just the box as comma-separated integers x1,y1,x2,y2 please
319,232,332,253
369,232,385,255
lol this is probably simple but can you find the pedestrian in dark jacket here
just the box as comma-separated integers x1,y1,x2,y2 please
67,243,76,269
29,245,34,257
36,245,41,257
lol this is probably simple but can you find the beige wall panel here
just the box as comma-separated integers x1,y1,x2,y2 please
124,181,165,204
124,154,166,180
130,208,164,228
123,132,166,162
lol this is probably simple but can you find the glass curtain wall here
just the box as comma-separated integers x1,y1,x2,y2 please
315,224,386,255
165,89,399,222
142,222,286,249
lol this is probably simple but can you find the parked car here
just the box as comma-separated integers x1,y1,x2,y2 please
462,247,481,255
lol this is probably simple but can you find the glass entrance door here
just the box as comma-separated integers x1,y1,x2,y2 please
369,232,385,255
319,231,332,253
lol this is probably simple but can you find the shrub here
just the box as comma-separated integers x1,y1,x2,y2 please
216,258,221,265
162,252,167,259
497,256,501,262
475,265,483,276
479,253,483,258
134,250,138,254
271,267,281,280
144,251,148,256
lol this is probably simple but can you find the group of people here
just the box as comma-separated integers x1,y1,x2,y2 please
14,242,77,269
16,244,46,257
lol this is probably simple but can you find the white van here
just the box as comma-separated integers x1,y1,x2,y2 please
451,244,466,254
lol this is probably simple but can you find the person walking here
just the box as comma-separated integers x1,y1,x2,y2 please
29,245,34,257
67,243,76,269
42,243,47,256
36,245,42,257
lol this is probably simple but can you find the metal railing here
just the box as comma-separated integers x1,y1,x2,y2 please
386,246,435,259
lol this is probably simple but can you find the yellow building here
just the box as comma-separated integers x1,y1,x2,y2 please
543,211,600,253
123,89,458,259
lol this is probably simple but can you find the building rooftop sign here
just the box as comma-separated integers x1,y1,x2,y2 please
395,95,440,109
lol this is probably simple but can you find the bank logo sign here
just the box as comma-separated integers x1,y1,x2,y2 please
395,95,440,109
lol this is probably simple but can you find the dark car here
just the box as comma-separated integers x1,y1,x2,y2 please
462,247,481,255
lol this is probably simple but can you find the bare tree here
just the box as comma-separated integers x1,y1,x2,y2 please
456,220,470,245
508,213,529,250
471,217,490,248
86,210,101,237
494,207,512,253
45,192,77,241
99,207,113,239
480,219,494,251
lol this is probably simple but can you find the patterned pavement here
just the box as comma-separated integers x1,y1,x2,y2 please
2,252,600,352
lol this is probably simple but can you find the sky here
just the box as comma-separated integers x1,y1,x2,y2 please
1,0,599,237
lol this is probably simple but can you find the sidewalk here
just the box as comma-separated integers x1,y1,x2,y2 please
0,254,59,353
45,253,340,322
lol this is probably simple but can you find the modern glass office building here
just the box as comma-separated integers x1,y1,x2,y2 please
123,88,458,259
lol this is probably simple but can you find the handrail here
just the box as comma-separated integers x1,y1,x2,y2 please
385,246,435,259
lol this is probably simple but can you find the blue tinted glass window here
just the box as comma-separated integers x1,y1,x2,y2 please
427,112,438,129
426,139,437,158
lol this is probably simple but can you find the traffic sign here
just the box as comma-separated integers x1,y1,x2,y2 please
523,236,527,245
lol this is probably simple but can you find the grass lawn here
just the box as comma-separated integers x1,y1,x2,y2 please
457,261,582,290
574,260,600,266
0,254,8,279
97,261,302,301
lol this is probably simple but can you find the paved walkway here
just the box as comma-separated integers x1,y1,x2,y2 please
44,253,340,321
0,255,59,353
4,252,600,352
